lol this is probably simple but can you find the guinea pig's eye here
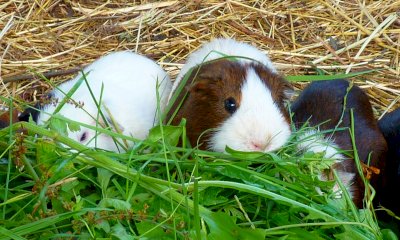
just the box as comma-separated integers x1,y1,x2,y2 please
79,132,88,142
224,97,237,114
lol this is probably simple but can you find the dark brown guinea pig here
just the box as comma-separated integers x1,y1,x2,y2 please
0,103,41,129
291,79,387,207
378,108,400,216
167,38,293,153
0,109,20,129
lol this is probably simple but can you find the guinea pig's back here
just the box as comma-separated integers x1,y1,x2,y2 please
63,51,169,98
291,79,349,128
379,108,400,141
379,108,400,166
39,51,171,138
95,52,171,137
377,108,400,215
292,79,386,163
291,79,387,206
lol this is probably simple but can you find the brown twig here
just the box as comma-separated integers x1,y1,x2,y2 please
2,67,84,84
226,20,276,44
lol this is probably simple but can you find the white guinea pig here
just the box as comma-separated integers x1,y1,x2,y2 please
35,51,172,152
167,38,293,152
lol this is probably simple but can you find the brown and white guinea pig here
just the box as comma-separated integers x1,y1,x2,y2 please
377,107,400,215
167,38,293,152
291,79,387,207
21,51,172,152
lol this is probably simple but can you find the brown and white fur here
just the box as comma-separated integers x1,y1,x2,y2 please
167,38,293,152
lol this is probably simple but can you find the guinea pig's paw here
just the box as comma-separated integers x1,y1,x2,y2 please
318,169,355,199
297,130,346,163
315,186,324,196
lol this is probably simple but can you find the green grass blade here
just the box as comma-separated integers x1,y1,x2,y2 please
286,69,377,82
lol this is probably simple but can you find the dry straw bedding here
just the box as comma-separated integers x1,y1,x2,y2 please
0,0,399,117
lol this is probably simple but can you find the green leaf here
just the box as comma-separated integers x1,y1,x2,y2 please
205,212,266,240
95,220,111,234
199,187,228,206
60,179,81,193
98,198,131,211
72,195,84,211
111,222,135,240
334,226,375,240
380,229,399,240
0,226,25,240
0,210,89,240
277,228,327,240
285,69,377,82
225,146,269,159
136,221,167,239
68,121,81,132
147,125,183,146
97,168,113,190
35,139,59,165
48,114,68,136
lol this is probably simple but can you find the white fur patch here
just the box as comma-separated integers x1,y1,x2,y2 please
37,51,171,152
332,170,355,199
209,68,291,152
169,38,277,101
298,130,355,199
297,130,346,161
0,106,9,111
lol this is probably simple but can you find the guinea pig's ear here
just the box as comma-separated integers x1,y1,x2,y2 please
275,75,294,101
283,84,295,101
188,80,208,94
18,102,41,123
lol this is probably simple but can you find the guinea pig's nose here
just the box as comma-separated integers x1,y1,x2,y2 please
249,139,271,152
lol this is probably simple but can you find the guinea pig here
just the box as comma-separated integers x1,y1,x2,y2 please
28,51,172,152
377,107,400,215
167,38,293,152
0,109,20,129
291,79,387,207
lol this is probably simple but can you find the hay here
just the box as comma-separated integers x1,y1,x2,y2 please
0,1,399,116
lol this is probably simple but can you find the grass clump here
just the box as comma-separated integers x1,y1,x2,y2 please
0,101,397,239
1,1,399,238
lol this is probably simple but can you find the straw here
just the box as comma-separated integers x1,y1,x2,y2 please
0,1,399,113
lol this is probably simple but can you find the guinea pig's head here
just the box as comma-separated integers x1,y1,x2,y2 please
37,99,125,152
170,59,292,153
